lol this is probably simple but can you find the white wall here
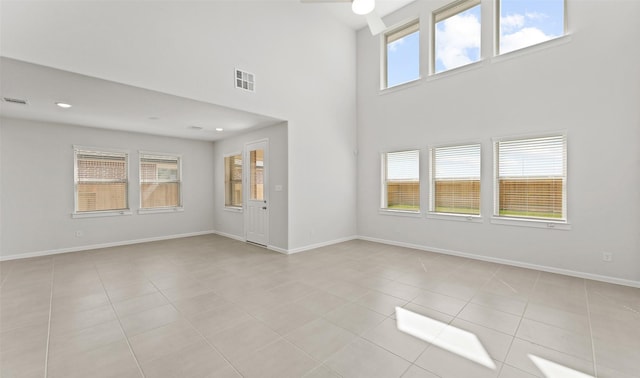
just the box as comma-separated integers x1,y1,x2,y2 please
357,0,640,283
0,117,215,258
1,1,358,250
212,123,288,250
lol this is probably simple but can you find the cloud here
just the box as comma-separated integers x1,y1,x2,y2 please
435,12,481,71
500,14,525,32
388,38,405,53
500,27,553,54
525,12,548,21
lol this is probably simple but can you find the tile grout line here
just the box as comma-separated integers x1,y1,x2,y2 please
454,263,507,375
375,259,505,376
584,280,598,377
145,279,245,377
43,258,55,378
94,264,146,378
496,269,541,376
0,261,15,289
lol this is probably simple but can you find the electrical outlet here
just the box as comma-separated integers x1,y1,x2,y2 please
75,230,83,238
602,252,613,262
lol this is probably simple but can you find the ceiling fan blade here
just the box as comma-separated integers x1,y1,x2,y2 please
365,10,386,35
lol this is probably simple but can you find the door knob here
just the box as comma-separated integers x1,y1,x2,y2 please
262,207,267,210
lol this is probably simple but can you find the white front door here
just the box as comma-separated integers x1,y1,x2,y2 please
244,140,269,246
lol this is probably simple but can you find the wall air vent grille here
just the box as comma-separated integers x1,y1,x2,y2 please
3,97,28,105
235,69,255,92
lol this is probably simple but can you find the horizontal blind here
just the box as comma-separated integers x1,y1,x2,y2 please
140,154,180,182
225,154,243,207
496,135,566,220
497,135,565,178
434,144,481,179
75,149,128,212
434,0,481,23
140,153,181,209
385,150,420,211
386,150,419,181
76,152,127,182
432,144,481,215
386,21,420,44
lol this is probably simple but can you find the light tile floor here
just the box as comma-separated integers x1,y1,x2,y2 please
1,235,639,378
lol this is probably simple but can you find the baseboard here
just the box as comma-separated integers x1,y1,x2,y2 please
286,235,358,255
0,231,216,261
211,233,356,255
357,235,640,288
267,245,289,254
212,230,246,242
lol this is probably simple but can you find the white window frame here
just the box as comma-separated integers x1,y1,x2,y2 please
496,0,567,56
72,145,132,219
382,19,421,90
224,152,243,212
380,149,421,216
428,142,483,222
492,132,570,230
432,0,482,75
138,151,183,214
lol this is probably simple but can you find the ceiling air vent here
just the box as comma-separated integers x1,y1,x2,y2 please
235,69,255,92
3,97,28,105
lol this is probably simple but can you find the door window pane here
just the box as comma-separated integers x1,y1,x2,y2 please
250,149,264,201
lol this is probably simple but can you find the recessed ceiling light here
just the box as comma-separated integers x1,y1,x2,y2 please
188,125,203,130
216,128,224,132
55,102,72,108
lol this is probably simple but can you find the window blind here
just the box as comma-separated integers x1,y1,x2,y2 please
434,0,481,23
495,135,566,220
431,144,481,215
384,150,420,211
140,153,181,209
386,21,420,44
225,154,243,207
75,149,128,212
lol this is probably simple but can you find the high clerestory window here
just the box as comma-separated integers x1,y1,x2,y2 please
498,0,566,54
385,20,420,88
433,0,481,74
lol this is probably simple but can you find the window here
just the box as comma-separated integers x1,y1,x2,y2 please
430,144,481,215
498,0,565,54
74,147,128,213
224,154,243,208
494,134,566,221
140,153,181,210
249,149,264,201
382,150,420,212
433,0,481,74
385,21,420,88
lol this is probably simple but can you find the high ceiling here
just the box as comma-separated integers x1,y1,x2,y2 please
0,0,414,141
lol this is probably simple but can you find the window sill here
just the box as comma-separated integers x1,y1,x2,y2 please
492,34,572,65
379,77,422,95
379,209,422,218
224,206,243,213
138,207,184,215
491,217,571,230
72,210,133,219
427,59,484,81
427,212,483,223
